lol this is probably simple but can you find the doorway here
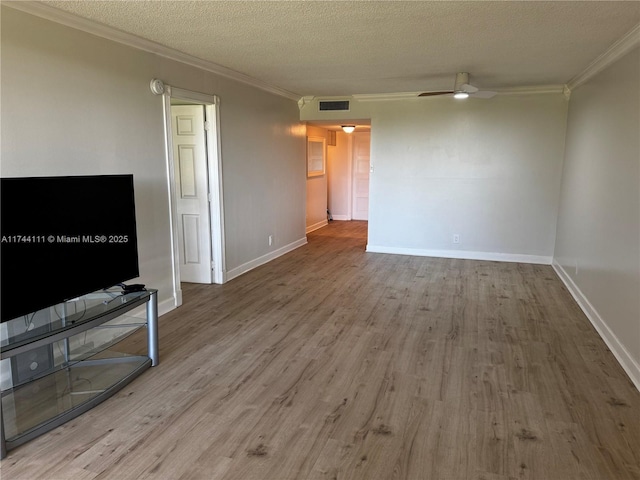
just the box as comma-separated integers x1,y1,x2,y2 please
170,104,212,284
330,127,371,222
163,87,225,307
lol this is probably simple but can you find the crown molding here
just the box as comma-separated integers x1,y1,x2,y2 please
3,1,301,102
297,96,316,110
567,23,640,91
493,85,566,96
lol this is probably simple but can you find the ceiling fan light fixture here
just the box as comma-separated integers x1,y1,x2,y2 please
342,125,355,133
419,73,495,100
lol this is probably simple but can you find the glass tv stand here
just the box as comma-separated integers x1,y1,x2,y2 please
0,289,158,458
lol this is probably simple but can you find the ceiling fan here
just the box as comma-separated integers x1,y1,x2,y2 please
418,72,497,99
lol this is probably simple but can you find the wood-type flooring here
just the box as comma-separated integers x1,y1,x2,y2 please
2,221,639,479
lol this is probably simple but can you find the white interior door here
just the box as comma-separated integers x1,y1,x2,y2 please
171,105,213,284
352,132,371,220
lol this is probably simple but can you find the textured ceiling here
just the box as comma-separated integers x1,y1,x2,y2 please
39,1,640,97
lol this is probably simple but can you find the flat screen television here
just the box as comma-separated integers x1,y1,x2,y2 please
1,174,139,322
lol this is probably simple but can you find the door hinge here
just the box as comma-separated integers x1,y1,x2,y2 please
211,261,215,270
208,192,212,202
204,121,211,131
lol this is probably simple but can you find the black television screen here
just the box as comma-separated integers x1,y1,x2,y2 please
1,174,139,322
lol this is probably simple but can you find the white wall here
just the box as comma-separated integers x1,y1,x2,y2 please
554,47,640,389
366,95,568,262
305,125,328,232
327,131,351,220
1,7,306,310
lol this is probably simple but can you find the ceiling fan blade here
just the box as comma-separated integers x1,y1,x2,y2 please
418,91,454,97
470,90,497,99
460,83,479,93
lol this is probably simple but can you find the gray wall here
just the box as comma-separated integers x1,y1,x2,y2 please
1,8,306,311
554,47,640,387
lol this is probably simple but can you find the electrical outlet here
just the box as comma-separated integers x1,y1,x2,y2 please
452,234,460,244
268,235,273,246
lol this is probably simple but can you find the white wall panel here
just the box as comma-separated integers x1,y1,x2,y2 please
182,215,200,264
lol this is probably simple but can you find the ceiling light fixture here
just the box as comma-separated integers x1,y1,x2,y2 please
342,125,355,133
453,91,469,99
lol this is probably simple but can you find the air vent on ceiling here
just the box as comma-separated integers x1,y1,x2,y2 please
319,100,350,111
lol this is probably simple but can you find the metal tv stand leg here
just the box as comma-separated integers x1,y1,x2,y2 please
1,405,6,459
147,290,159,366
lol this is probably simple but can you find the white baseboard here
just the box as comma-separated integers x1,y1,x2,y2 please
330,215,351,221
306,220,329,234
173,288,183,308
225,237,308,282
552,260,640,392
129,295,177,320
158,297,178,317
365,245,552,265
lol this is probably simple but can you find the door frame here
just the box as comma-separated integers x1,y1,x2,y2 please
162,86,226,307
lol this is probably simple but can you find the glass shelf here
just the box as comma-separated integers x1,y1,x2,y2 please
2,350,150,444
1,290,153,354
3,314,147,389
0,289,158,458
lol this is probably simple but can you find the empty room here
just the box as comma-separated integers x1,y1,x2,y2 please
1,1,639,479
